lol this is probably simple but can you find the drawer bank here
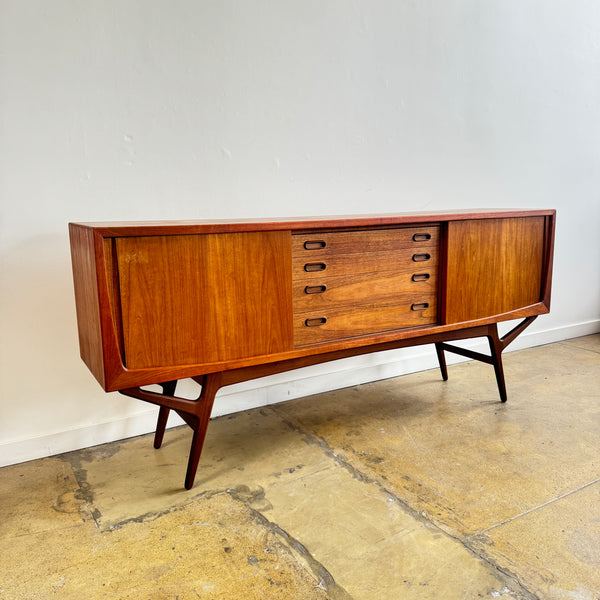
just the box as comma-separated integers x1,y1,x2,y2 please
69,209,555,489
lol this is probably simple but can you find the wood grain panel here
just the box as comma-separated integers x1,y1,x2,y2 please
293,247,438,280
292,226,439,257
445,217,545,324
293,270,438,312
116,232,293,368
294,301,437,346
69,225,105,386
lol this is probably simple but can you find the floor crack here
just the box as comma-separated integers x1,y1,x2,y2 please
272,407,540,600
481,478,600,534
225,485,355,600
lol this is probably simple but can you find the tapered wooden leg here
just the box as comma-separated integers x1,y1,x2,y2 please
487,325,508,403
184,420,203,490
154,407,170,449
435,342,449,381
154,381,177,449
185,374,222,490
120,375,222,489
433,318,536,404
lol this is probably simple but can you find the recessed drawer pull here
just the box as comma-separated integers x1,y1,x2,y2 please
305,284,327,295
412,253,431,262
411,273,430,282
305,317,327,327
411,302,430,311
304,240,327,250
304,262,327,272
413,233,432,242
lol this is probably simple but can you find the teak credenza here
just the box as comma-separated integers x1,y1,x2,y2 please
69,209,555,489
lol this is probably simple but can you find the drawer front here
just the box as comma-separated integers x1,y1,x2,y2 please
294,301,438,346
293,270,437,313
293,247,438,280
292,226,439,257
292,225,440,347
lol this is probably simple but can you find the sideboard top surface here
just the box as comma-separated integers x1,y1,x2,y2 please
70,208,555,237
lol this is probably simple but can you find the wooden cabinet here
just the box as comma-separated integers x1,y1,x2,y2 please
70,209,555,488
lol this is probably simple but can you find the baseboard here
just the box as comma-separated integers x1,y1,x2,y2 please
2,319,598,468
0,411,166,469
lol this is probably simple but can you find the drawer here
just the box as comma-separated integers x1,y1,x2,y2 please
293,247,438,280
294,300,438,346
292,226,439,257
293,270,438,313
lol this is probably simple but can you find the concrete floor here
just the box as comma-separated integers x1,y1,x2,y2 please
1,335,599,599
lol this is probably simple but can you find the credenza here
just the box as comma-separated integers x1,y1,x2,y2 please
69,209,555,488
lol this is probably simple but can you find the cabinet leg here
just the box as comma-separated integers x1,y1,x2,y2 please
435,343,449,381
154,381,177,449
154,407,170,449
184,374,221,490
120,373,223,490
433,317,536,403
487,325,508,403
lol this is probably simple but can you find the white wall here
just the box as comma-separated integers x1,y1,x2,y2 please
1,1,599,466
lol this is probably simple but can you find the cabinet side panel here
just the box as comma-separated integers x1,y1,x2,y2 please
69,225,105,387
117,231,293,369
445,217,545,324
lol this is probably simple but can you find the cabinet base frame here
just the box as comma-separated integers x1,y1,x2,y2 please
120,317,537,489
435,316,537,403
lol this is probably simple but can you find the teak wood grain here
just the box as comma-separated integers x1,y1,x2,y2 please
116,232,293,369
444,217,546,324
294,301,438,346
69,225,105,388
292,247,438,280
75,209,550,237
291,226,439,256
292,270,438,313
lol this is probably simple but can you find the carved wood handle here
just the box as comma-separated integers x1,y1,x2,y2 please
305,317,327,327
304,262,327,272
304,240,327,250
412,253,431,262
305,285,327,294
411,302,430,311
